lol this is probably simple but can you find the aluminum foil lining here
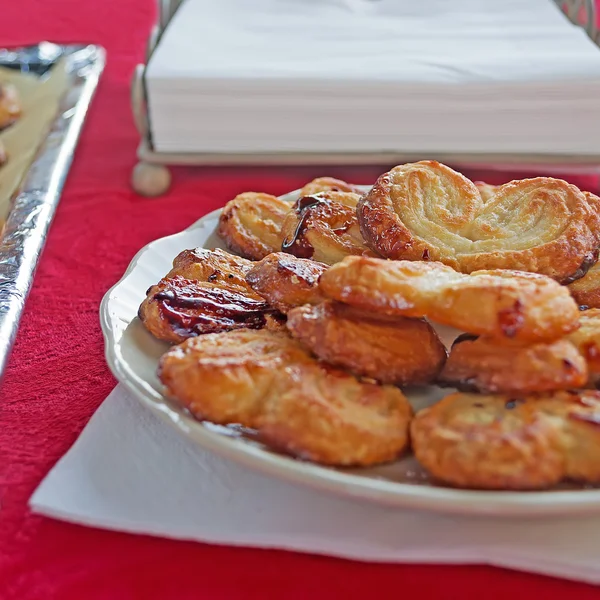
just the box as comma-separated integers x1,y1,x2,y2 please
0,43,105,379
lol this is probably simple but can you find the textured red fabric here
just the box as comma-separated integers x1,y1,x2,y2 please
1,1,600,598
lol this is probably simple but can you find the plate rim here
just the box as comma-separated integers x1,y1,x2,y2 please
100,198,600,518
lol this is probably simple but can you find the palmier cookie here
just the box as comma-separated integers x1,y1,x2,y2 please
567,308,600,387
411,391,600,489
569,262,600,309
319,256,579,342
299,177,364,196
217,192,291,260
280,191,376,265
139,248,276,343
0,83,21,130
246,252,327,313
357,160,600,281
438,334,587,393
286,301,446,385
159,329,412,466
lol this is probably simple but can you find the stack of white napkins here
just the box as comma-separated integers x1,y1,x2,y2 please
30,386,600,584
146,0,600,156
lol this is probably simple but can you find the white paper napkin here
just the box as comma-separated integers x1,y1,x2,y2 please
30,386,600,585
146,0,600,155
149,0,600,84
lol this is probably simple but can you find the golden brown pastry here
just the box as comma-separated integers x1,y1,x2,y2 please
159,329,412,466
280,191,376,265
163,248,255,291
0,82,21,131
299,176,364,196
286,301,447,385
474,181,497,202
357,161,600,281
567,308,600,387
319,256,579,342
139,248,276,343
246,252,328,313
438,334,587,393
217,192,291,260
569,262,600,309
411,390,600,489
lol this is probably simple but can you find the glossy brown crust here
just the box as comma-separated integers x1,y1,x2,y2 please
567,191,600,305
299,177,364,196
411,390,600,489
567,308,600,387
439,336,587,393
138,248,274,343
569,262,600,309
357,161,600,281
0,83,21,130
319,256,579,342
245,252,328,313
159,329,412,466
280,191,377,265
171,248,256,291
217,192,292,260
286,301,447,385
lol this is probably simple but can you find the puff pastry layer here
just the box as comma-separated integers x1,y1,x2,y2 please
358,161,600,281
567,308,600,387
139,248,276,343
411,391,600,489
0,83,21,131
287,301,447,385
217,192,291,260
246,252,327,313
569,261,600,309
299,176,363,196
281,191,375,265
319,256,579,342
159,329,412,466
439,334,587,393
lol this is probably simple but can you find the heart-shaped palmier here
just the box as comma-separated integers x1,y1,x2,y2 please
357,160,600,282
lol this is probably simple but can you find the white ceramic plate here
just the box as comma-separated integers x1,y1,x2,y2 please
100,190,600,517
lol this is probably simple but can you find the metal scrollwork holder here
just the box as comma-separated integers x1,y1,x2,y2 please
130,0,600,197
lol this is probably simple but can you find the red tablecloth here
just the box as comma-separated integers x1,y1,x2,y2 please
2,2,600,598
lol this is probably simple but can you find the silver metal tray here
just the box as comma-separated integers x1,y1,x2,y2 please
0,43,105,379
